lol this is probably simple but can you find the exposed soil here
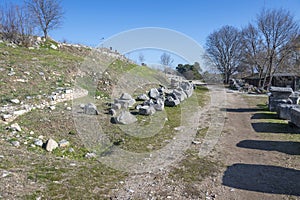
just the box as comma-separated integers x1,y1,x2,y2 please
112,86,300,200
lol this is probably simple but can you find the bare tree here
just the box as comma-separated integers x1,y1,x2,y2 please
241,24,268,87
160,52,173,66
25,0,64,39
16,5,35,46
1,3,18,42
138,52,145,64
205,25,242,84
257,9,299,89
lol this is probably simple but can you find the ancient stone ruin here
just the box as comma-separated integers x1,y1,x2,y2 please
108,79,194,125
268,86,300,128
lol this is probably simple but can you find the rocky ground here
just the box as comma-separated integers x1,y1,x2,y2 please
0,40,299,199
111,87,300,200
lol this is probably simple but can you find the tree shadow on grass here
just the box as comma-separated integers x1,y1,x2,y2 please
222,163,300,196
237,140,300,155
251,122,300,134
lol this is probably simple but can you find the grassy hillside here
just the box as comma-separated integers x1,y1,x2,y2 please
0,41,212,199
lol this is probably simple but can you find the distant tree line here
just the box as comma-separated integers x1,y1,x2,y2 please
204,8,300,89
0,0,64,46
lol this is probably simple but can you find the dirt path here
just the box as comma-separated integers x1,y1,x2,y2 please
201,90,300,200
112,86,300,200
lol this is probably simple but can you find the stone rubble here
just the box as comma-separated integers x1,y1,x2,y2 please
268,86,300,128
108,80,194,125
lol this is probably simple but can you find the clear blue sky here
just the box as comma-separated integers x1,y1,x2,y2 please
5,0,300,67
49,0,300,46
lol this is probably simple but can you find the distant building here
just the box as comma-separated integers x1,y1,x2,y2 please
243,73,300,91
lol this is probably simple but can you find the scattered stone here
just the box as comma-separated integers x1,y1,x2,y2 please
165,96,180,107
58,139,70,148
85,152,97,158
11,140,20,147
115,111,137,125
10,99,20,104
149,88,160,99
109,108,117,116
139,105,156,116
34,139,43,147
7,71,15,76
173,88,187,102
111,103,121,110
84,103,99,115
114,93,136,108
10,123,22,132
137,94,149,101
153,98,165,111
68,148,75,153
66,106,72,111
45,138,58,152
13,110,27,116
2,114,13,121
2,170,11,178
39,72,44,76
80,104,85,109
192,140,201,145
2,51,9,56
50,44,58,50
49,105,56,110
29,131,34,135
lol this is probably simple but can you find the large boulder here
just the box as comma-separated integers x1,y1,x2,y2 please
115,111,137,125
268,97,293,112
149,88,160,99
290,107,300,128
180,82,194,97
84,103,99,115
173,88,187,102
165,95,180,107
290,92,300,104
153,98,164,111
114,93,136,108
268,87,294,112
277,104,300,120
269,87,293,99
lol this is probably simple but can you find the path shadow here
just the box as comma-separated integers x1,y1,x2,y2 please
251,112,278,120
221,108,263,112
237,140,300,155
222,163,300,196
251,122,300,134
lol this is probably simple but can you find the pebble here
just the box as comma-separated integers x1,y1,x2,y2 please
10,99,20,104
66,107,72,111
10,123,22,132
30,131,34,135
11,141,20,147
49,105,56,110
85,152,97,158
2,170,11,178
192,140,201,145
45,138,58,152
58,139,70,148
70,163,76,167
34,139,43,147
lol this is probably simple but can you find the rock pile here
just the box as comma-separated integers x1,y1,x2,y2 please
109,80,194,125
